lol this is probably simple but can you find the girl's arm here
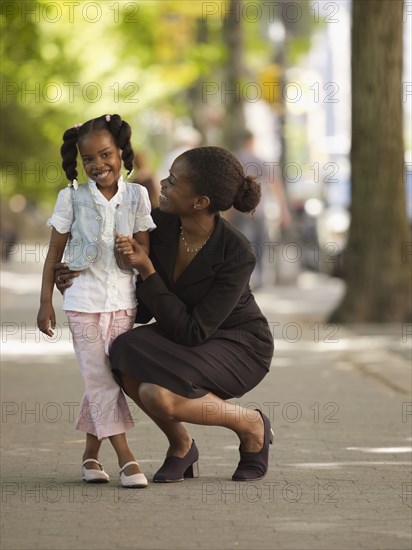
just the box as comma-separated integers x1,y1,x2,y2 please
37,228,69,336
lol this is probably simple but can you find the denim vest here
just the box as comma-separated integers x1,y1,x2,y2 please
65,182,143,271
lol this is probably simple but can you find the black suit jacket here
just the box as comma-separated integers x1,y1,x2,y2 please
136,209,273,354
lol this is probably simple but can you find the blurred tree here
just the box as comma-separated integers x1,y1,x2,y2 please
0,3,83,202
331,0,411,322
1,0,314,208
187,17,210,143
221,0,246,150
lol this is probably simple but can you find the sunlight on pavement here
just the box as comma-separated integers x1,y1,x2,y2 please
1,328,73,357
1,270,42,294
346,446,412,453
287,462,412,469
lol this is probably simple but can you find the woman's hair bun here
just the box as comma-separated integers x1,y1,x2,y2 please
179,146,263,214
233,175,261,213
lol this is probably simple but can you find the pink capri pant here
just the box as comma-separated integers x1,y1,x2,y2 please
66,309,136,440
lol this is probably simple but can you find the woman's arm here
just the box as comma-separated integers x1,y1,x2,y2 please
116,234,255,346
37,228,69,336
133,230,150,257
138,252,255,346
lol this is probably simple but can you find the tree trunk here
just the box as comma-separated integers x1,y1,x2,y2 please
331,0,411,323
221,0,246,150
187,18,209,144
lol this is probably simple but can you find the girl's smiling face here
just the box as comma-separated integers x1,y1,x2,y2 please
79,130,122,199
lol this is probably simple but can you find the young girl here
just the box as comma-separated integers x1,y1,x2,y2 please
37,114,155,488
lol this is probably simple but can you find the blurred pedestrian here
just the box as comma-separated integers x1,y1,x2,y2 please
0,218,18,262
158,126,202,181
129,150,160,209
227,130,291,288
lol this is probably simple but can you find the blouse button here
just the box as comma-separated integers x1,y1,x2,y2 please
92,237,97,242
96,216,101,220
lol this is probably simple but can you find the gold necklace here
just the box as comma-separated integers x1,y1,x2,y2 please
180,226,212,253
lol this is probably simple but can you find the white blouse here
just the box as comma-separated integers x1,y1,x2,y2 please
48,177,156,313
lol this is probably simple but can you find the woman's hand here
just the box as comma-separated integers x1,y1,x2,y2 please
37,303,56,337
114,241,133,270
115,234,155,279
55,263,79,294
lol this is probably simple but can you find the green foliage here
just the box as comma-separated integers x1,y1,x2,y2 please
1,0,313,206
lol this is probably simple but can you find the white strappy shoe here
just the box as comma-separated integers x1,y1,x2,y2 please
82,458,110,483
119,461,148,488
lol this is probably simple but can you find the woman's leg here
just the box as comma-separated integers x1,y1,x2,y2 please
139,383,264,452
120,373,192,457
123,377,264,454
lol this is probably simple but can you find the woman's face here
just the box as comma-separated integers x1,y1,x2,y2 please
79,130,122,197
159,156,200,215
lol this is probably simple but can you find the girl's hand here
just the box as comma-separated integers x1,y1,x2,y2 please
37,303,56,337
115,234,155,279
114,234,135,270
115,234,143,268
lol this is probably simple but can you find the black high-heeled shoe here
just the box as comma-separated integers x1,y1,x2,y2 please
153,440,199,483
232,410,274,481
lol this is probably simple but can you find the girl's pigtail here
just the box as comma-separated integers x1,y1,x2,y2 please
107,114,135,175
120,127,135,176
60,127,79,183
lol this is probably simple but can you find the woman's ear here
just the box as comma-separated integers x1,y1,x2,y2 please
194,196,211,210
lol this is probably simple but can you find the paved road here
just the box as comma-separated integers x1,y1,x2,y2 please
1,254,411,550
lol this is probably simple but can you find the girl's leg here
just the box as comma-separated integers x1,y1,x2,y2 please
137,383,264,453
81,432,143,475
109,433,143,475
67,311,138,478
82,433,103,470
105,311,146,476
68,311,137,433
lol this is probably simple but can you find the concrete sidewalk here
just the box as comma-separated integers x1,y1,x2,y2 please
1,257,411,550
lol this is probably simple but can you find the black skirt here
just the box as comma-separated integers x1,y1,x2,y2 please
110,323,272,400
